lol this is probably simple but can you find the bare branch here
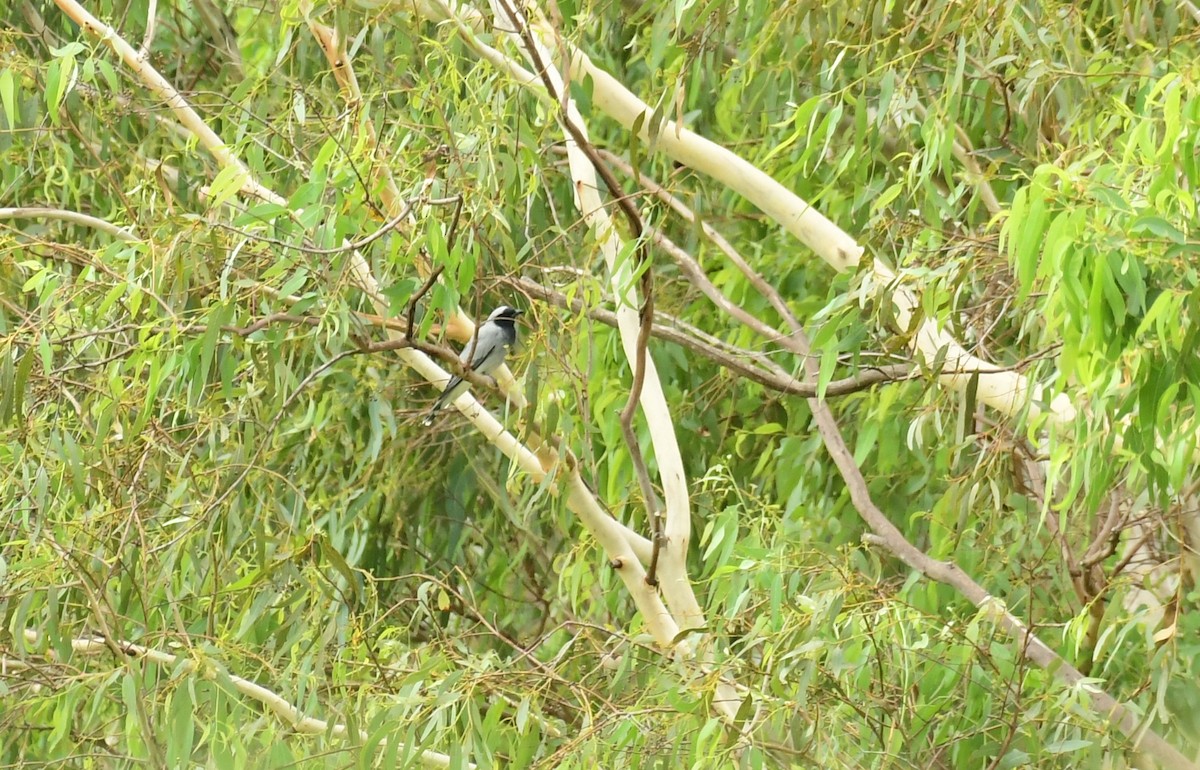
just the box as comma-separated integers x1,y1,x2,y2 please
406,265,446,342
507,275,912,397
137,0,157,59
0,207,139,242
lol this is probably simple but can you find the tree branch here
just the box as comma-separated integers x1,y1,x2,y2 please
494,0,666,584
12,629,461,769
506,275,912,397
0,206,139,242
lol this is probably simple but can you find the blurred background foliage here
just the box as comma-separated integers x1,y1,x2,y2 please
1,0,1199,767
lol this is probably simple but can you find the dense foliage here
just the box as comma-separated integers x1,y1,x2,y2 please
2,0,1198,767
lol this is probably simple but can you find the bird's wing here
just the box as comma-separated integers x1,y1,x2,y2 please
470,336,508,376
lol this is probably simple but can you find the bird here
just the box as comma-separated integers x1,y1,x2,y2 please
422,305,523,426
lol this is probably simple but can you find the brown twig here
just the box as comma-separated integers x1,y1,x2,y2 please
1082,492,1126,568
406,265,446,342
445,194,465,253
507,275,912,397
225,313,317,337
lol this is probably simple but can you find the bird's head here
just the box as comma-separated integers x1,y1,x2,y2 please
487,305,524,324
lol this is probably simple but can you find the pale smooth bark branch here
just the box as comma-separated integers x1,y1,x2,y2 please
491,0,703,632
0,207,139,242
423,0,546,93
39,2,659,657
871,260,1077,424
51,0,278,205
13,629,461,769
493,0,665,584
136,0,156,58
398,359,677,640
305,17,407,221
567,55,862,272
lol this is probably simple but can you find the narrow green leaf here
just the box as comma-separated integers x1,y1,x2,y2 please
168,686,195,767
207,163,250,210
0,69,16,128
1044,738,1092,754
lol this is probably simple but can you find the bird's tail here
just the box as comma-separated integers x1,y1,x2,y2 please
422,375,464,427
421,392,447,426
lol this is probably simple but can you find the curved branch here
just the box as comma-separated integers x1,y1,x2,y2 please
0,207,139,241
51,0,279,205
13,629,460,769
548,26,1076,428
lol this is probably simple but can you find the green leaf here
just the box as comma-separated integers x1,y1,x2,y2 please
207,163,251,210
1043,738,1092,754
44,56,75,127
168,686,195,767
0,69,16,128
1128,216,1185,244
48,42,86,58
816,337,838,401
317,534,361,604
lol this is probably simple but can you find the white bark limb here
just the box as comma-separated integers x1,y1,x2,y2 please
567,42,1080,427
495,4,705,633
0,207,139,241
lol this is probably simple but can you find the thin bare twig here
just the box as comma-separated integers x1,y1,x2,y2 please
507,275,912,397
1082,492,1126,568
445,194,465,253
406,265,446,342
225,313,317,337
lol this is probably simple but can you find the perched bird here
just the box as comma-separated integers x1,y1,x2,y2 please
422,305,523,425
